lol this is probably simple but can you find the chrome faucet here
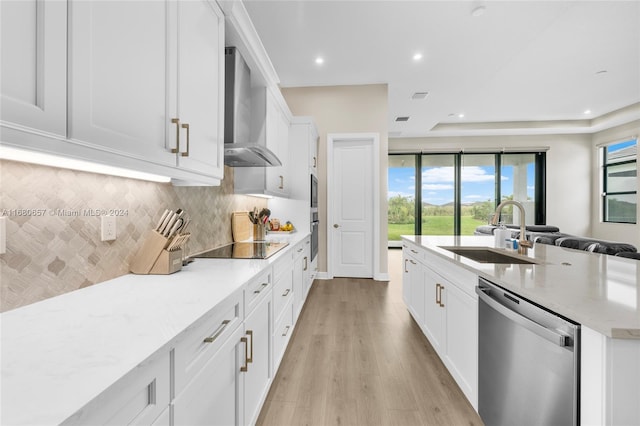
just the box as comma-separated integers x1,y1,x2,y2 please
491,200,533,255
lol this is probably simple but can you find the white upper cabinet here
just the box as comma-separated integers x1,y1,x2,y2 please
1,0,67,136
171,0,225,178
68,1,173,166
1,0,224,185
234,87,291,197
69,0,224,181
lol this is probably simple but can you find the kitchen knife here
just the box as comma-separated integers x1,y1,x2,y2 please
158,210,174,234
164,209,185,237
155,209,170,231
167,218,183,239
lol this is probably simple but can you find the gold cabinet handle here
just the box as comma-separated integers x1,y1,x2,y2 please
180,123,190,157
253,282,269,294
279,175,284,189
246,330,253,363
203,319,230,343
304,256,308,271
437,284,445,308
282,288,290,297
282,325,290,337
411,249,418,254
313,156,317,168
240,336,249,372
404,259,408,273
436,283,440,305
171,118,180,153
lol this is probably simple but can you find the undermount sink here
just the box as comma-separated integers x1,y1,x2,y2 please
439,246,538,264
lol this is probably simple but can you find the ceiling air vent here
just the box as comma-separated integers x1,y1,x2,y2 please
411,92,429,100
395,116,410,122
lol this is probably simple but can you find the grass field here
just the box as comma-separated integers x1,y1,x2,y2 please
388,216,486,240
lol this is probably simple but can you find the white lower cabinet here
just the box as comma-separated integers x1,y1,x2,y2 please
173,325,245,426
402,243,478,410
243,289,272,426
63,351,171,426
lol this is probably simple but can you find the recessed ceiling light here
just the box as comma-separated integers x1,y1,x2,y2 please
411,92,429,100
413,53,423,61
584,109,592,115
315,57,324,65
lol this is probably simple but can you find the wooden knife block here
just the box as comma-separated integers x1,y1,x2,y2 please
130,230,183,275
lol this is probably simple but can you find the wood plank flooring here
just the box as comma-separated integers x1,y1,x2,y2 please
256,249,483,426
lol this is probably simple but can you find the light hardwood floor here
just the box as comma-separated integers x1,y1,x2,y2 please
256,249,483,426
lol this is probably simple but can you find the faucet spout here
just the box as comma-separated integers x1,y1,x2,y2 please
491,200,532,254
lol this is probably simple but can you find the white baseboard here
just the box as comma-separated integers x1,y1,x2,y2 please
314,272,390,281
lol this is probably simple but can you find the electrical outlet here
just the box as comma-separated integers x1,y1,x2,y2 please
101,215,116,241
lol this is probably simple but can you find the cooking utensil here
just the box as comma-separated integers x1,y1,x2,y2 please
158,210,174,234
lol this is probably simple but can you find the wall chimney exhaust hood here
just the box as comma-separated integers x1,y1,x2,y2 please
224,47,282,167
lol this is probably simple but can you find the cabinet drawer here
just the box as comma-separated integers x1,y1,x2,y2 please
174,290,243,395
273,265,293,323
63,351,170,425
246,268,272,314
272,250,293,284
273,298,294,373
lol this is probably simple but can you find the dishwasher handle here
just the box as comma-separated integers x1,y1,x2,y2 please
476,286,570,347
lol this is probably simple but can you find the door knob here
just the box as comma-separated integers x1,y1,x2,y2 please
333,224,340,228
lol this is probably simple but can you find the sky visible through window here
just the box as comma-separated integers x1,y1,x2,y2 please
388,164,535,205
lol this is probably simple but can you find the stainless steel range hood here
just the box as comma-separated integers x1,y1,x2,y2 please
224,47,282,167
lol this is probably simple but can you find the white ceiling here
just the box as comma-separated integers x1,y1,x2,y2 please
243,0,640,137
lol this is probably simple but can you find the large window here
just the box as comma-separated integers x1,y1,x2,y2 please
602,139,637,224
387,151,546,245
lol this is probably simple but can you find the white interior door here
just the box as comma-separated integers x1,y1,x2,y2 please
330,137,374,278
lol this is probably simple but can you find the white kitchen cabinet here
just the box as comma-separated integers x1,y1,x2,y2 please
170,0,225,179
402,242,478,410
63,351,171,426
173,325,245,426
302,237,312,299
422,265,446,353
234,87,291,197
69,0,224,182
443,279,478,407
243,285,272,426
292,240,305,321
0,0,67,136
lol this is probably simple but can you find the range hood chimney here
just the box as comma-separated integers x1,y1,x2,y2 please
224,47,282,167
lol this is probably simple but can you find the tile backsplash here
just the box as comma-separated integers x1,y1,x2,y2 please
0,160,265,312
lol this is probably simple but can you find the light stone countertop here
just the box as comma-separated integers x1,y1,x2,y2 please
402,235,640,340
0,233,308,426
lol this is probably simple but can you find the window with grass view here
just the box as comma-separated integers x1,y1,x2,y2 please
602,138,637,224
388,151,545,245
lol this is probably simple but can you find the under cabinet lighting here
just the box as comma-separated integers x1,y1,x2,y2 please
0,146,171,183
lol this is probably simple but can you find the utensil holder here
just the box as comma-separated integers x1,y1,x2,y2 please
253,223,266,241
130,230,183,275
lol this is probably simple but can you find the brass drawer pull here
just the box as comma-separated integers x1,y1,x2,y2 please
279,175,284,189
282,288,290,297
254,282,269,294
282,325,290,337
404,259,408,273
436,283,440,305
180,123,190,157
240,336,249,372
246,330,254,363
304,256,308,271
439,285,445,308
171,118,180,153
203,319,231,343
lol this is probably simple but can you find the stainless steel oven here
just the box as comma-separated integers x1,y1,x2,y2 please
310,174,318,209
310,209,318,262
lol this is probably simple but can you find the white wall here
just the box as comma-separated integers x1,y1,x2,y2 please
590,119,640,247
389,134,593,237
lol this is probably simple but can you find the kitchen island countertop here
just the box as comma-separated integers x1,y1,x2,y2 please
402,235,640,340
1,233,309,426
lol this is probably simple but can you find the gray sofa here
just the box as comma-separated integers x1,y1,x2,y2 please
474,225,637,256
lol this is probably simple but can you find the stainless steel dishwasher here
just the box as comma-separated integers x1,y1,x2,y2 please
476,278,580,426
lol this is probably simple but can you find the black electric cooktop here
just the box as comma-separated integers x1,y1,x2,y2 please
193,241,288,259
